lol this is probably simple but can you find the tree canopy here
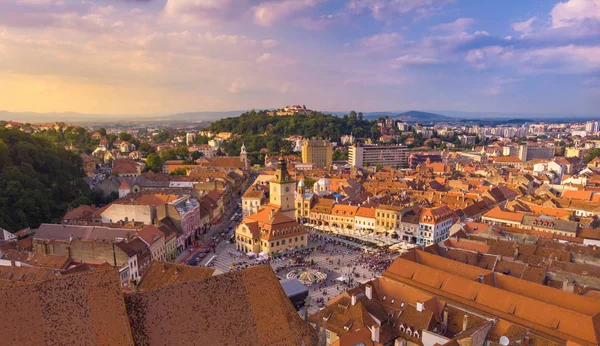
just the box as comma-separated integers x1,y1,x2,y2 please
584,148,600,164
0,128,87,231
209,110,378,143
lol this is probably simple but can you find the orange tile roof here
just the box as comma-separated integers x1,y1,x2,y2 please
332,204,358,216
113,158,138,175
0,269,134,345
137,262,214,292
562,190,593,201
125,265,317,345
136,225,164,245
482,206,524,223
493,156,523,163
355,207,376,218
384,251,600,345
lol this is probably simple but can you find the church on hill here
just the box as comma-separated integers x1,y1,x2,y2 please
235,154,308,255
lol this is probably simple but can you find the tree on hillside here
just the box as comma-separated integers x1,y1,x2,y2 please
584,148,600,164
146,153,163,173
0,128,86,231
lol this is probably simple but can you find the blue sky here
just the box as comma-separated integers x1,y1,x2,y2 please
0,0,598,116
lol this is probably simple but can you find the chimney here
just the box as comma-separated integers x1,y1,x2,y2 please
478,274,485,283
69,234,73,243
462,314,469,331
351,294,357,306
365,284,373,299
416,301,424,312
370,324,380,343
269,209,275,219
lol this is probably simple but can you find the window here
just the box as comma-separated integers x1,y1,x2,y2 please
271,242,274,247
301,236,304,241
281,240,286,245
276,241,279,246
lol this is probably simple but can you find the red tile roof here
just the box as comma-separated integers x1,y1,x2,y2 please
0,269,134,345
125,265,317,345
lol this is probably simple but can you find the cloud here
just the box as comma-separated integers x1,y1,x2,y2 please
465,46,497,69
357,32,402,50
253,0,325,27
228,78,247,93
512,16,536,33
551,0,600,28
346,0,454,21
163,0,252,25
392,54,439,68
261,39,278,48
163,0,327,27
482,76,520,95
432,17,475,32
256,52,272,62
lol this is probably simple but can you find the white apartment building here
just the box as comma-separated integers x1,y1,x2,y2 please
417,206,454,246
348,144,408,168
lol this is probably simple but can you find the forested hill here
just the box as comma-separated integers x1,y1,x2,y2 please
0,128,87,232
208,110,378,142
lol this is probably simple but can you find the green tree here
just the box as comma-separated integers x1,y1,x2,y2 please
584,148,600,164
0,128,86,231
170,168,187,176
119,132,133,142
146,153,163,173
138,142,154,155
303,177,316,188
160,147,189,161
191,151,204,161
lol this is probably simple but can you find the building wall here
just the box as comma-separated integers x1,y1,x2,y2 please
418,218,453,245
235,225,308,255
101,204,154,225
295,198,313,222
349,145,408,168
518,145,555,162
243,197,262,216
270,181,296,214
34,240,130,267
128,255,139,281
375,208,402,232
261,234,307,255
355,216,376,231
165,236,178,261
302,139,333,168
149,237,166,262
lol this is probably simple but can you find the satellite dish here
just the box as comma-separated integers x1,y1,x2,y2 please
499,336,510,346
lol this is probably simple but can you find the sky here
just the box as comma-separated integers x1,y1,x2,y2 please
0,0,599,116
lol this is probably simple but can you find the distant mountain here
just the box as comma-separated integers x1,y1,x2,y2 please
0,110,245,124
361,110,455,122
166,111,245,122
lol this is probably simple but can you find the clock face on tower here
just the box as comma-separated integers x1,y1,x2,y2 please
285,186,290,192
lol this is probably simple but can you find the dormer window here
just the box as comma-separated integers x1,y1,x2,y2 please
390,299,395,304
382,296,386,301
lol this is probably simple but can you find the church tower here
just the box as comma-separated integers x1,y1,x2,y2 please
270,153,296,218
240,143,249,170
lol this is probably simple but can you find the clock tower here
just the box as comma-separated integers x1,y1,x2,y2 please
269,153,296,218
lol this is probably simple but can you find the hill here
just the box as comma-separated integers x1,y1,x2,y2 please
166,111,246,122
0,128,89,231
207,110,379,164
